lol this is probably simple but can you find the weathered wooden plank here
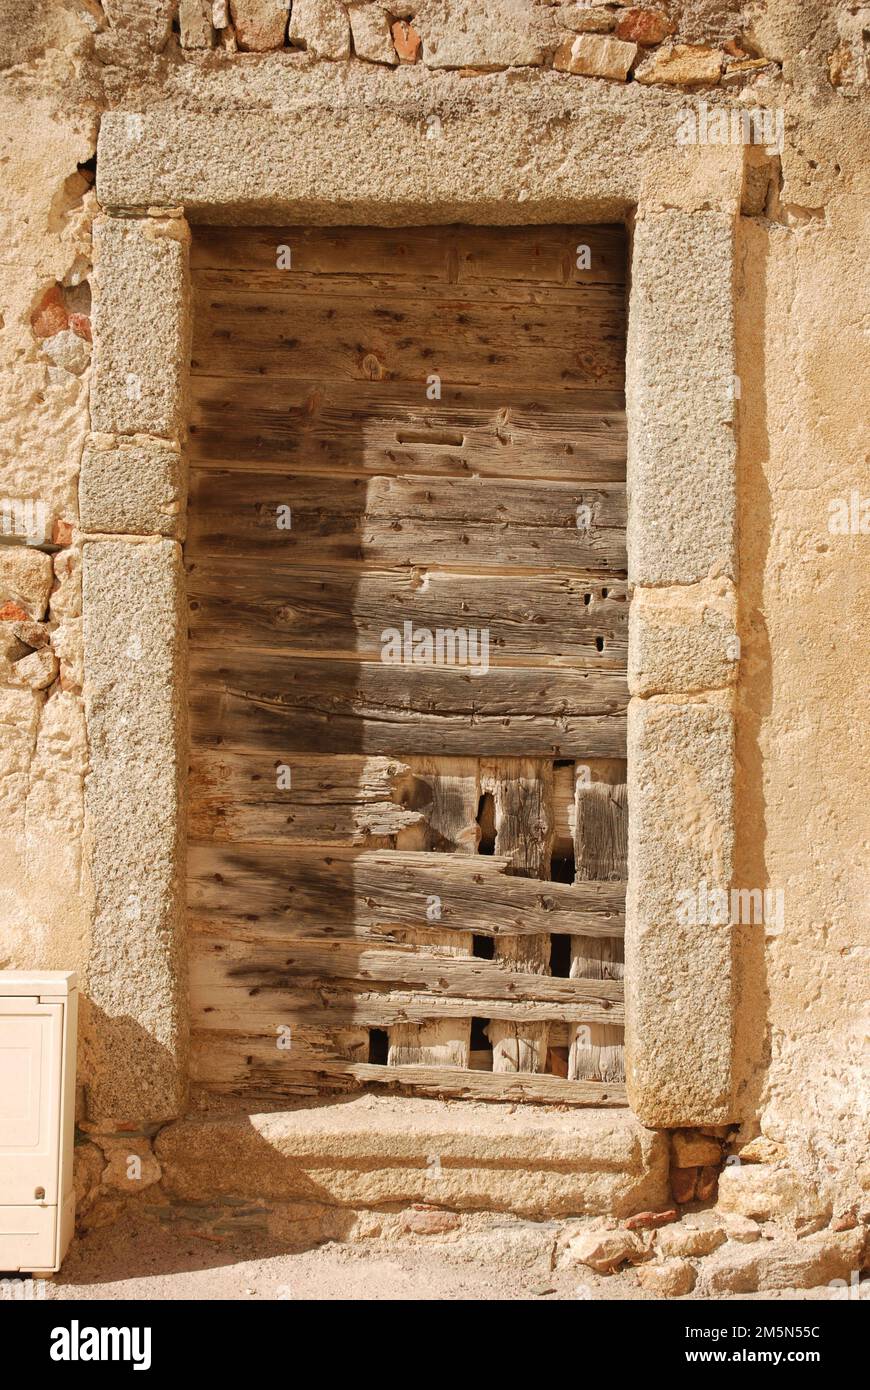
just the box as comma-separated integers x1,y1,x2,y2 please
568,1023,626,1084
190,934,622,1011
190,688,627,759
397,757,480,855
187,565,628,668
391,758,477,1046
189,652,628,758
570,780,627,1080
193,985,622,1030
190,1034,628,1105
190,223,627,286
192,284,624,389
187,472,628,530
188,752,430,847
482,759,553,1071
388,1020,471,1068
195,269,629,312
187,845,626,939
188,379,626,482
185,222,628,1106
192,988,621,1030
488,1022,550,1074
481,758,553,972
552,760,629,855
191,224,455,279
186,470,626,573
574,780,628,883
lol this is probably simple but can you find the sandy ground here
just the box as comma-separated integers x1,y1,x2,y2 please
1,1213,848,1302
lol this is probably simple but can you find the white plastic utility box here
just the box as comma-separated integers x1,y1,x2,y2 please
0,972,77,1273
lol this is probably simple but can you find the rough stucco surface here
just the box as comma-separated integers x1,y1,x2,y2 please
0,0,867,1232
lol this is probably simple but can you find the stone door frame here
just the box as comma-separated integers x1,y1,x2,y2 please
81,102,743,1129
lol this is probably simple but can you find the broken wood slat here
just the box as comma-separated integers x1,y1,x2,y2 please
391,757,477,1056
189,967,619,1034
551,759,629,857
190,933,624,1016
190,223,627,286
188,754,497,862
192,286,624,389
568,1024,626,1084
481,759,554,1073
186,470,626,573
187,565,628,668
188,378,626,482
388,1020,471,1068
188,795,417,849
570,780,627,1081
187,750,427,848
189,652,628,759
191,985,622,1031
190,1035,627,1106
187,844,626,940
187,750,416,806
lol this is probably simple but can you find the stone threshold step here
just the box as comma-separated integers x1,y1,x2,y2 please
155,1096,668,1219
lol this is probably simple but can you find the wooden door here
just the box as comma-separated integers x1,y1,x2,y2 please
187,225,628,1106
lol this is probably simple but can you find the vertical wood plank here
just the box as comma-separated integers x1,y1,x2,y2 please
489,1022,550,1074
568,1023,625,1082
388,1020,471,1068
389,758,477,1061
570,777,627,1080
483,758,554,1073
395,756,478,955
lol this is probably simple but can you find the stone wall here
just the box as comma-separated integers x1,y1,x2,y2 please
0,0,867,1250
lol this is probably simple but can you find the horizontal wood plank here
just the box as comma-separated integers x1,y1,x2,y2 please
189,651,628,757
189,751,427,846
187,564,628,667
188,379,626,482
186,470,626,573
190,1035,627,1106
192,982,623,1031
194,269,628,311
190,224,628,286
192,285,624,389
190,933,624,1016
188,845,625,940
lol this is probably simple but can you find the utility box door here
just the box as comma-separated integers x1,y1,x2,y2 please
0,1000,63,1205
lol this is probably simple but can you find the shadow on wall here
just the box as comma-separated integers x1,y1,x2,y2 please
78,999,185,1127
732,217,772,1123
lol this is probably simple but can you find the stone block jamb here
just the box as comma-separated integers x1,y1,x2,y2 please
81,208,191,1125
84,105,746,1132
